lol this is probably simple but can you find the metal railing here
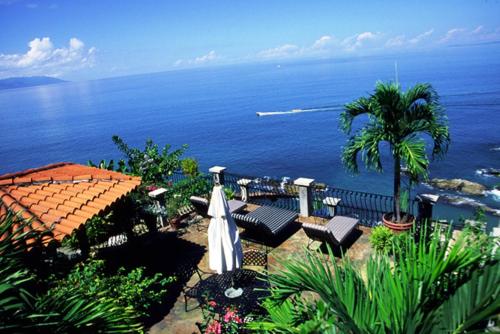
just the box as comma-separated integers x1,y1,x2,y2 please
170,170,419,227
223,172,300,212
312,186,418,227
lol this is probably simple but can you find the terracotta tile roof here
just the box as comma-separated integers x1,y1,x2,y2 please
0,162,141,242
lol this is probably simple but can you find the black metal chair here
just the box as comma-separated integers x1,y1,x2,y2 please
242,248,268,271
182,265,212,312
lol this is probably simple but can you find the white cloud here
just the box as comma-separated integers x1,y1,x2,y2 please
193,50,217,64
257,44,300,59
342,31,381,51
408,29,434,44
438,26,500,44
173,50,219,67
385,29,434,48
0,37,96,78
385,35,406,47
472,25,484,34
311,35,334,50
439,28,467,43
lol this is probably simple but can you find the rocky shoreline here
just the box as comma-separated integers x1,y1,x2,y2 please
424,177,499,217
439,194,500,217
427,178,487,196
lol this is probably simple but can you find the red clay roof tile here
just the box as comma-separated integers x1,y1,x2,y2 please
0,162,141,243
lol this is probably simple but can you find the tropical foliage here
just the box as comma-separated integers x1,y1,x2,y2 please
0,211,143,333
48,259,174,320
369,226,394,254
62,211,116,249
87,158,127,173
181,157,200,178
249,227,499,333
340,82,450,221
112,135,187,184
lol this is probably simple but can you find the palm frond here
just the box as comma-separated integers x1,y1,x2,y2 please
428,261,500,334
341,97,375,133
342,124,385,174
396,136,429,181
247,298,338,333
403,83,438,106
251,227,497,334
32,292,143,333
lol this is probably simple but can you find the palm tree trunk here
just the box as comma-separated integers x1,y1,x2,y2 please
394,155,401,222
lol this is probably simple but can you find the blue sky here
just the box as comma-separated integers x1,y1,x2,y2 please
1,0,500,80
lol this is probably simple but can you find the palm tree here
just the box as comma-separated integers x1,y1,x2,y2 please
249,228,500,333
340,82,450,222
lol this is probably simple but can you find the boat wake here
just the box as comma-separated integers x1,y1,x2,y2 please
256,105,342,116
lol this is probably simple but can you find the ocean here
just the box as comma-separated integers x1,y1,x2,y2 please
1,44,499,227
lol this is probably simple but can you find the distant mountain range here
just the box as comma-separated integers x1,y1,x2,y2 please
0,76,67,90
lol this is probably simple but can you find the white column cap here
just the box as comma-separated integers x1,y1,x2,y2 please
294,177,315,187
209,166,227,174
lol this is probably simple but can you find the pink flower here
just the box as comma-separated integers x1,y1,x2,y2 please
208,300,217,308
205,320,221,334
224,310,235,323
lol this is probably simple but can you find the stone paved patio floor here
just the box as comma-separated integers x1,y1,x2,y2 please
149,204,374,334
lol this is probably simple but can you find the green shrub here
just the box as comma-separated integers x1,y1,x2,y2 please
50,259,175,320
0,212,142,333
370,226,394,254
62,212,117,249
181,158,200,178
224,187,235,200
112,135,187,184
166,175,211,206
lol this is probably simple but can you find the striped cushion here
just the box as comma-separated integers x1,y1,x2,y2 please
190,196,209,206
247,206,298,235
302,223,328,241
232,213,260,227
326,216,358,244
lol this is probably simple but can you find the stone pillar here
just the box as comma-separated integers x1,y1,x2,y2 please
322,197,341,217
294,177,315,217
209,166,227,185
237,178,252,202
148,187,167,228
416,193,439,223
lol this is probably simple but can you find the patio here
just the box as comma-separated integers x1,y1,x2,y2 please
149,203,374,334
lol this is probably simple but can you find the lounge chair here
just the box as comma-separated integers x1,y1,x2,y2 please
232,205,298,237
189,196,247,216
302,215,358,248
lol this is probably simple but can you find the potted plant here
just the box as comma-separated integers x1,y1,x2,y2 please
166,195,183,230
340,82,450,231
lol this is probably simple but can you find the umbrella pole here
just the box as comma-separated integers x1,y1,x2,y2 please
224,271,243,298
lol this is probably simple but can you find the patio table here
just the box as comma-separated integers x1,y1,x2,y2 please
195,269,270,316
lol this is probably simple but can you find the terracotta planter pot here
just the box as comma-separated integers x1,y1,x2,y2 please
169,217,181,230
382,212,415,232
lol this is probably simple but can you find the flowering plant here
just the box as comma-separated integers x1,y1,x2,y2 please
200,300,245,334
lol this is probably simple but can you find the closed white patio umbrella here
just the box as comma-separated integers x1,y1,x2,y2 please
208,185,243,275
